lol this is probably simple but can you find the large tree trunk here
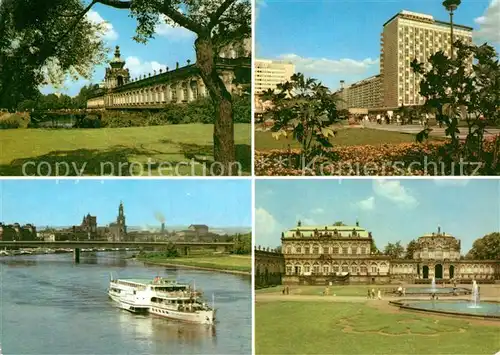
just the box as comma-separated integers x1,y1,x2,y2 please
195,35,236,176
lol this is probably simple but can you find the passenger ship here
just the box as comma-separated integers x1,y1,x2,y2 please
108,276,216,325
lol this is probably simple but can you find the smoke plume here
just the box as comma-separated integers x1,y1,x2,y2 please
154,212,166,223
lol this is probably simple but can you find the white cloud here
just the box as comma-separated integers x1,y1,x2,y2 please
354,196,375,211
255,207,283,248
125,56,167,79
277,53,379,75
155,15,195,41
433,179,470,187
474,0,500,44
312,208,324,214
373,180,418,208
296,215,317,226
86,10,118,41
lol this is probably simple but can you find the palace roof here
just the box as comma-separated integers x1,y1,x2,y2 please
283,225,370,238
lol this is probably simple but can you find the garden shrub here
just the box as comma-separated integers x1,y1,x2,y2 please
0,113,29,129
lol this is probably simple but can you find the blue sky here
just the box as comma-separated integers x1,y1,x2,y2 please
0,179,251,228
256,179,500,254
256,0,500,90
42,2,197,97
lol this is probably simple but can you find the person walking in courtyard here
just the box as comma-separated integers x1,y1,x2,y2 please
371,288,375,299
377,289,382,300
367,288,371,299
402,287,406,296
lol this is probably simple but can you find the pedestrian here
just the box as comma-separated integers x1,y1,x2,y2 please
402,287,406,296
377,289,382,300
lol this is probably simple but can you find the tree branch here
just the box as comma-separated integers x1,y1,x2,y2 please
95,0,132,9
161,1,204,34
208,0,236,29
212,24,250,51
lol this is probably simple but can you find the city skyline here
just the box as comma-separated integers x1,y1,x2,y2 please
0,180,252,228
41,3,197,97
256,179,500,253
256,0,499,90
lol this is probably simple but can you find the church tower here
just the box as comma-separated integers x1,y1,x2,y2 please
117,201,127,236
105,46,130,89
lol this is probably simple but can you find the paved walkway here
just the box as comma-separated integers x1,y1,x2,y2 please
256,293,500,303
362,122,500,139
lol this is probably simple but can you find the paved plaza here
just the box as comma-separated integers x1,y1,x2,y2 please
362,122,500,139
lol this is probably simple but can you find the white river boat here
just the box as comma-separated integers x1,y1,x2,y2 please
108,276,216,325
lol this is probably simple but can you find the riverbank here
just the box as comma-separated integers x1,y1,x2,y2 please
138,255,251,275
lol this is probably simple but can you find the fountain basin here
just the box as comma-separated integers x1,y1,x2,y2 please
393,287,470,296
390,299,500,320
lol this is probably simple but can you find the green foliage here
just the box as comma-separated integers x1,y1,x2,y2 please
231,233,251,255
404,239,418,259
262,73,341,161
0,0,107,110
411,41,500,172
0,113,29,129
466,232,500,260
98,96,250,128
140,243,180,259
383,241,404,259
370,239,379,254
333,221,345,226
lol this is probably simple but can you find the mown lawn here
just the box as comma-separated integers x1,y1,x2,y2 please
141,254,251,273
256,301,500,354
255,127,440,151
0,124,250,176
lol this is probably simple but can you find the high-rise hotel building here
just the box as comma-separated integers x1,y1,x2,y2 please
380,10,473,108
254,59,295,93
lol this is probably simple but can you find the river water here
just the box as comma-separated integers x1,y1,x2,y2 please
0,252,252,355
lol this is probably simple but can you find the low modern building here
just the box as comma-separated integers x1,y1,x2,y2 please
87,42,251,109
336,75,382,110
258,220,499,286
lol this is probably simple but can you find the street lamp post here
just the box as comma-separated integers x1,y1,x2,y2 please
443,0,461,60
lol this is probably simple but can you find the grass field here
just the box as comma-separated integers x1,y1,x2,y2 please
0,124,250,176
140,254,251,273
255,127,440,151
256,301,500,354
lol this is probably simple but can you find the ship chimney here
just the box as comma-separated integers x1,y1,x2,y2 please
438,225,441,235
161,222,165,234
340,80,345,90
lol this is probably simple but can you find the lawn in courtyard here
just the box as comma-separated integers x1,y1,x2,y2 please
0,124,251,176
255,127,441,151
140,254,251,273
256,301,500,354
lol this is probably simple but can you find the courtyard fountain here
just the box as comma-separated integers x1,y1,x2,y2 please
469,280,481,309
431,276,436,292
390,279,499,319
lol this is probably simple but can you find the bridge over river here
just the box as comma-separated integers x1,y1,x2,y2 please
0,241,235,263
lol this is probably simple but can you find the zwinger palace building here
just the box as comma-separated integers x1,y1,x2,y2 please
277,221,499,285
87,40,251,109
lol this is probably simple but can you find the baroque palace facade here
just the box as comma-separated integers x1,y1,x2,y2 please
256,221,499,286
87,40,251,109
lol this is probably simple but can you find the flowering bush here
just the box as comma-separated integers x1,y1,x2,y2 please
255,136,499,176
